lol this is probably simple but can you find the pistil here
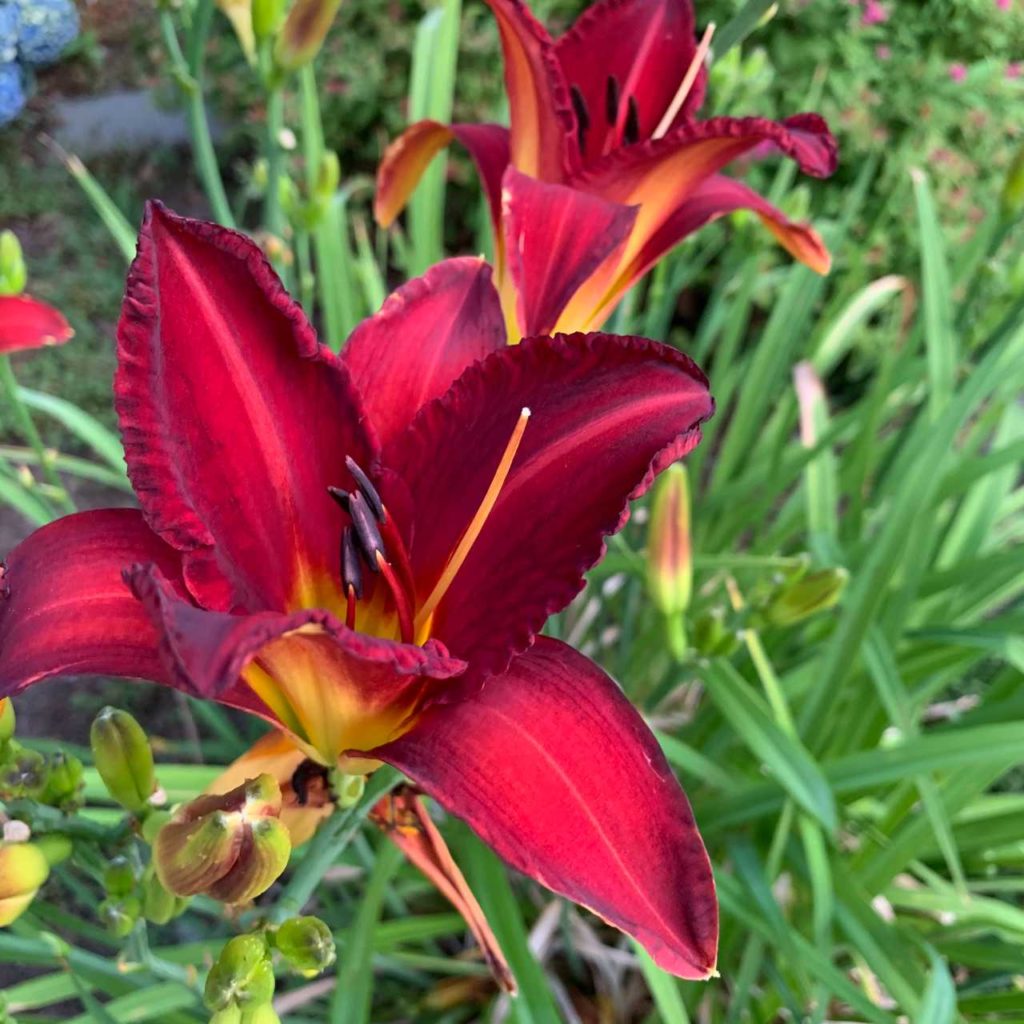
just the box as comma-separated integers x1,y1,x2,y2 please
652,23,716,140
414,407,531,634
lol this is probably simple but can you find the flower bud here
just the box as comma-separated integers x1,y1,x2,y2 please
252,0,286,38
90,707,156,813
216,0,256,63
0,230,26,297
646,464,692,617
204,934,275,1012
762,567,849,627
39,751,84,809
155,775,291,904
99,895,141,938
104,855,137,897
209,1008,243,1024
316,151,340,199
1001,144,1024,220
141,866,189,925
0,842,49,926
0,746,46,800
34,833,73,867
240,1006,281,1024
274,916,336,977
274,0,342,72
0,698,15,744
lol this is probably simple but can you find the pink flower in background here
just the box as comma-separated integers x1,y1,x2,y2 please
949,62,968,83
1007,62,1022,80
861,0,889,25
995,0,1011,11
875,45,892,60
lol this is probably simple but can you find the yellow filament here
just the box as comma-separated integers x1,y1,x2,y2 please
652,23,716,140
414,408,531,634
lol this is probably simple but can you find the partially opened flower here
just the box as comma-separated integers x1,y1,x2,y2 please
0,204,717,979
375,0,838,338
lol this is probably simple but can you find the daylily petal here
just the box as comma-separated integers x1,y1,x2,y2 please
0,294,74,353
371,788,516,993
386,332,711,676
502,166,637,337
115,202,375,614
481,0,579,180
128,564,466,763
369,637,718,980
0,509,183,697
554,0,706,163
208,731,332,846
342,259,506,448
375,121,511,233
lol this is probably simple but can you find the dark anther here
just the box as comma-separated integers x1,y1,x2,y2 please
349,491,386,570
345,456,385,522
570,85,590,151
341,527,364,598
624,95,640,145
605,74,620,126
291,759,333,807
327,486,350,512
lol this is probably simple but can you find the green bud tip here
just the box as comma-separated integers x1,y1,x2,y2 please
0,231,27,298
275,916,336,977
204,934,275,1012
0,699,15,743
90,707,156,814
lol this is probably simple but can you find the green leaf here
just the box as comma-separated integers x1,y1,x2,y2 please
17,387,125,473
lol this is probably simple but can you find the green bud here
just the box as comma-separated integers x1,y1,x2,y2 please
34,834,73,867
1001,144,1024,220
274,0,343,72
104,856,138,897
274,916,336,977
646,464,692,617
763,567,849,627
0,699,14,744
0,842,49,926
99,896,141,938
240,1005,281,1024
315,151,340,199
210,1008,243,1024
0,231,27,297
155,775,291,904
0,747,46,800
204,934,275,1012
142,867,182,925
90,707,156,813
252,0,286,38
141,809,173,845
39,752,84,809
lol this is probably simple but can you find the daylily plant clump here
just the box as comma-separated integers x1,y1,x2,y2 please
376,0,837,337
0,204,719,979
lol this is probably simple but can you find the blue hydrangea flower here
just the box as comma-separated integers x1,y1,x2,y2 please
0,60,25,125
15,0,78,67
0,4,20,64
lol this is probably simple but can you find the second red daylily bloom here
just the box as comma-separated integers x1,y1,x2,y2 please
375,0,838,338
0,204,717,979
0,295,74,354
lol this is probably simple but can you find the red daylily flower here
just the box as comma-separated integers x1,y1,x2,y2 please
0,295,74,353
0,204,718,980
375,0,838,338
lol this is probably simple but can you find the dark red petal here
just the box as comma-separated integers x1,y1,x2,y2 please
368,638,718,980
481,0,580,180
386,333,712,676
576,113,838,203
342,259,507,449
502,166,637,337
127,564,466,761
115,203,375,613
0,509,183,697
375,121,511,236
605,174,832,310
0,294,74,354
554,0,706,163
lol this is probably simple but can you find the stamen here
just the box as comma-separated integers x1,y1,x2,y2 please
652,23,716,140
348,491,386,570
605,74,620,125
345,584,358,630
345,456,385,521
570,84,590,153
624,96,640,145
376,551,415,644
414,408,531,634
328,486,350,511
341,527,363,598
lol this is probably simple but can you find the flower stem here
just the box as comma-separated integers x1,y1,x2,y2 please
268,766,401,925
0,356,74,514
